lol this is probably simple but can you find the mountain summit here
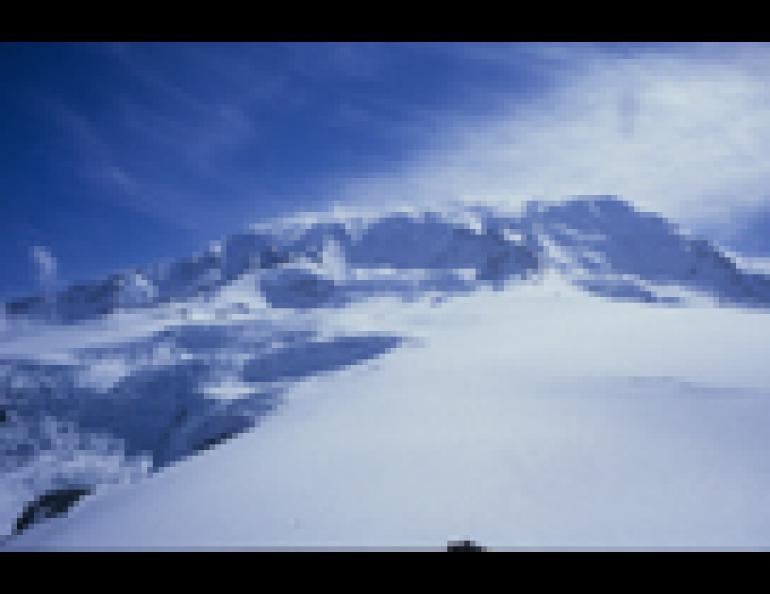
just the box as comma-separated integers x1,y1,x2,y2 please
5,196,770,324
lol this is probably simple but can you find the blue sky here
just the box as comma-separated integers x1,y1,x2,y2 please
3,42,770,298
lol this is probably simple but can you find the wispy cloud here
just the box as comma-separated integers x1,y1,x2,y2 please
337,43,770,228
48,102,199,231
30,245,57,289
44,44,291,234
44,43,770,242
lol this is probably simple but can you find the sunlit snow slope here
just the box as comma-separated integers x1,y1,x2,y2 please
3,196,770,549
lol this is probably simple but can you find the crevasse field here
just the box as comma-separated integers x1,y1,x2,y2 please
3,196,770,550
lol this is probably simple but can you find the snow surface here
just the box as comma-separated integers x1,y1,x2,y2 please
4,276,770,549
4,196,770,549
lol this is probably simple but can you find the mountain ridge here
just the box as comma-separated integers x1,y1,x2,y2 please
5,195,770,323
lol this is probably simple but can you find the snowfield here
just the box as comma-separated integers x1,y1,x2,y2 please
6,278,770,549
4,197,770,549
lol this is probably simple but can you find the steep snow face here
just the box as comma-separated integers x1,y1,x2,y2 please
115,273,156,309
345,212,537,281
525,197,770,306
3,208,540,324
0,313,406,537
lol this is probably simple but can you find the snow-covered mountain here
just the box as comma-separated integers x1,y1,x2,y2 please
3,195,770,548
6,196,770,324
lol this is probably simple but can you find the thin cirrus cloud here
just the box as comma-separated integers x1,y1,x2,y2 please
47,43,770,244
337,43,770,234
47,43,564,238
47,45,366,237
47,44,283,234
29,245,57,289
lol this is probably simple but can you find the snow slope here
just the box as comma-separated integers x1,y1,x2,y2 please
8,279,770,549
3,196,770,549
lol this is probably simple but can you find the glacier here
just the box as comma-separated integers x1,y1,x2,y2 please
3,195,770,549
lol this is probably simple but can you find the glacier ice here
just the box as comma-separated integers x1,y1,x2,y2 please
4,195,770,545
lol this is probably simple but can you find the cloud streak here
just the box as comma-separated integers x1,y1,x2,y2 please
337,43,770,230
44,43,770,244
30,245,57,289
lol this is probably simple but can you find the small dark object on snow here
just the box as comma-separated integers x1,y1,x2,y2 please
447,539,485,552
13,487,92,535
